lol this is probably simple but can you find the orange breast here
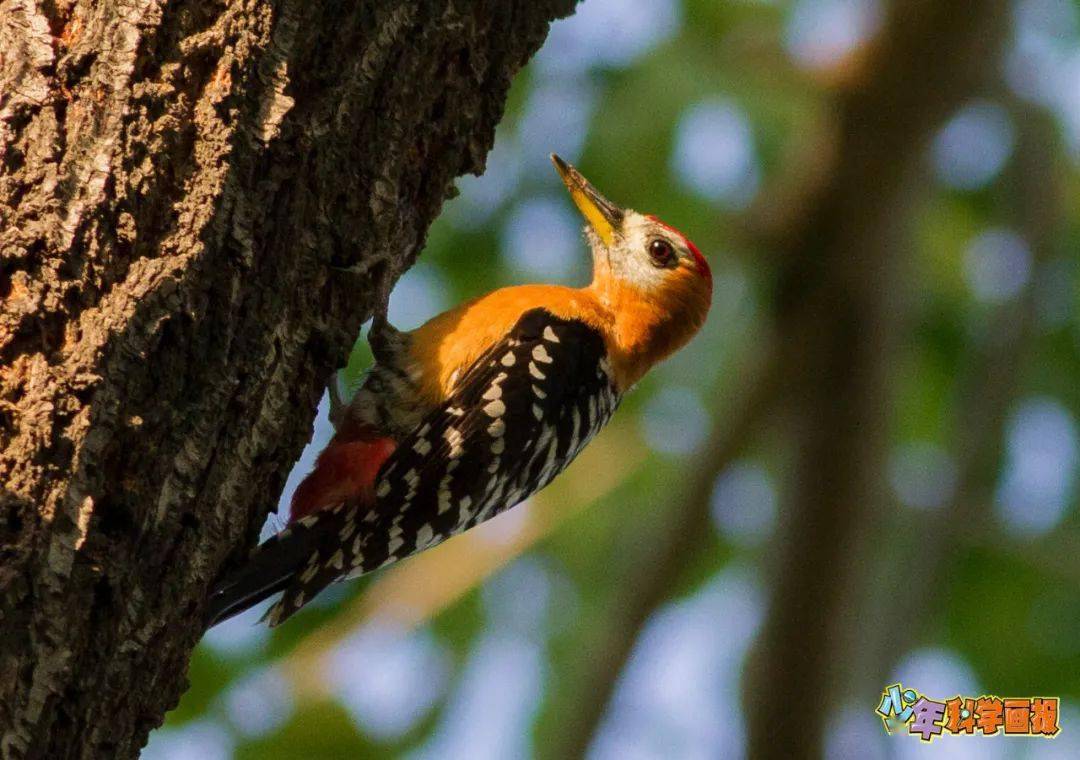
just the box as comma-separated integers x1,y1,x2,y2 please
406,275,708,402
407,285,612,401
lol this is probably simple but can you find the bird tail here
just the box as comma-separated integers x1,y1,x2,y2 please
206,429,395,629
204,520,326,628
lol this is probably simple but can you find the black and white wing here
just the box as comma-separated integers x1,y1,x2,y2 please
263,308,620,625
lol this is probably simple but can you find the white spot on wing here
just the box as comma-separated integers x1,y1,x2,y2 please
501,352,516,366
413,437,432,455
532,403,544,421
488,418,506,437
300,554,319,582
532,384,547,399
444,427,465,458
376,480,391,498
529,362,546,380
543,326,560,343
416,523,435,548
539,433,561,486
484,399,506,417
536,425,554,451
532,344,553,364
568,406,582,455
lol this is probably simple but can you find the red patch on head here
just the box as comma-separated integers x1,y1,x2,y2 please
647,215,711,284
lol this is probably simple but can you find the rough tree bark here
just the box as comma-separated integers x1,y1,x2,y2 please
0,1,575,756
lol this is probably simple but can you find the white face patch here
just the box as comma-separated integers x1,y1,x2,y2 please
598,211,694,291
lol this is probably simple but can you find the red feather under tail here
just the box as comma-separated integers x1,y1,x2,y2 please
289,427,396,523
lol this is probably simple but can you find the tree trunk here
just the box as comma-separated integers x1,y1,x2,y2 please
0,0,574,756
744,1,1007,757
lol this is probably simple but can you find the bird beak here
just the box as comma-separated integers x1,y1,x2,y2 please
551,154,623,247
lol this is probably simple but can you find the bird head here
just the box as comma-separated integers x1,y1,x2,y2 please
552,154,711,380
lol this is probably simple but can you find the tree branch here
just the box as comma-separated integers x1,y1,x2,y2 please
745,1,1009,756
538,0,1010,756
852,105,1065,698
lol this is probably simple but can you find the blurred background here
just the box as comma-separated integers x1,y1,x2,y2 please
151,0,1080,757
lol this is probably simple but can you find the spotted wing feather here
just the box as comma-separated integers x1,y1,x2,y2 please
266,308,619,625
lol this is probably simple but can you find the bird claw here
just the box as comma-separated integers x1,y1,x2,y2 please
327,371,349,432
328,258,398,360
368,265,401,362
371,267,393,326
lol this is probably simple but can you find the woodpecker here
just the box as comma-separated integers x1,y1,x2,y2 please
206,155,712,628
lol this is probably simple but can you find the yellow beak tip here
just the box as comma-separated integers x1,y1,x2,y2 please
548,152,621,248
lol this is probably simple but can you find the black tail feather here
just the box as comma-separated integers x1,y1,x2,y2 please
203,521,325,629
204,573,291,629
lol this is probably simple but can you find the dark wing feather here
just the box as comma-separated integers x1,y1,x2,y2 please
260,308,619,626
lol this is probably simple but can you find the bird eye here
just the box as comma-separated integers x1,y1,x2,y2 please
648,239,675,268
